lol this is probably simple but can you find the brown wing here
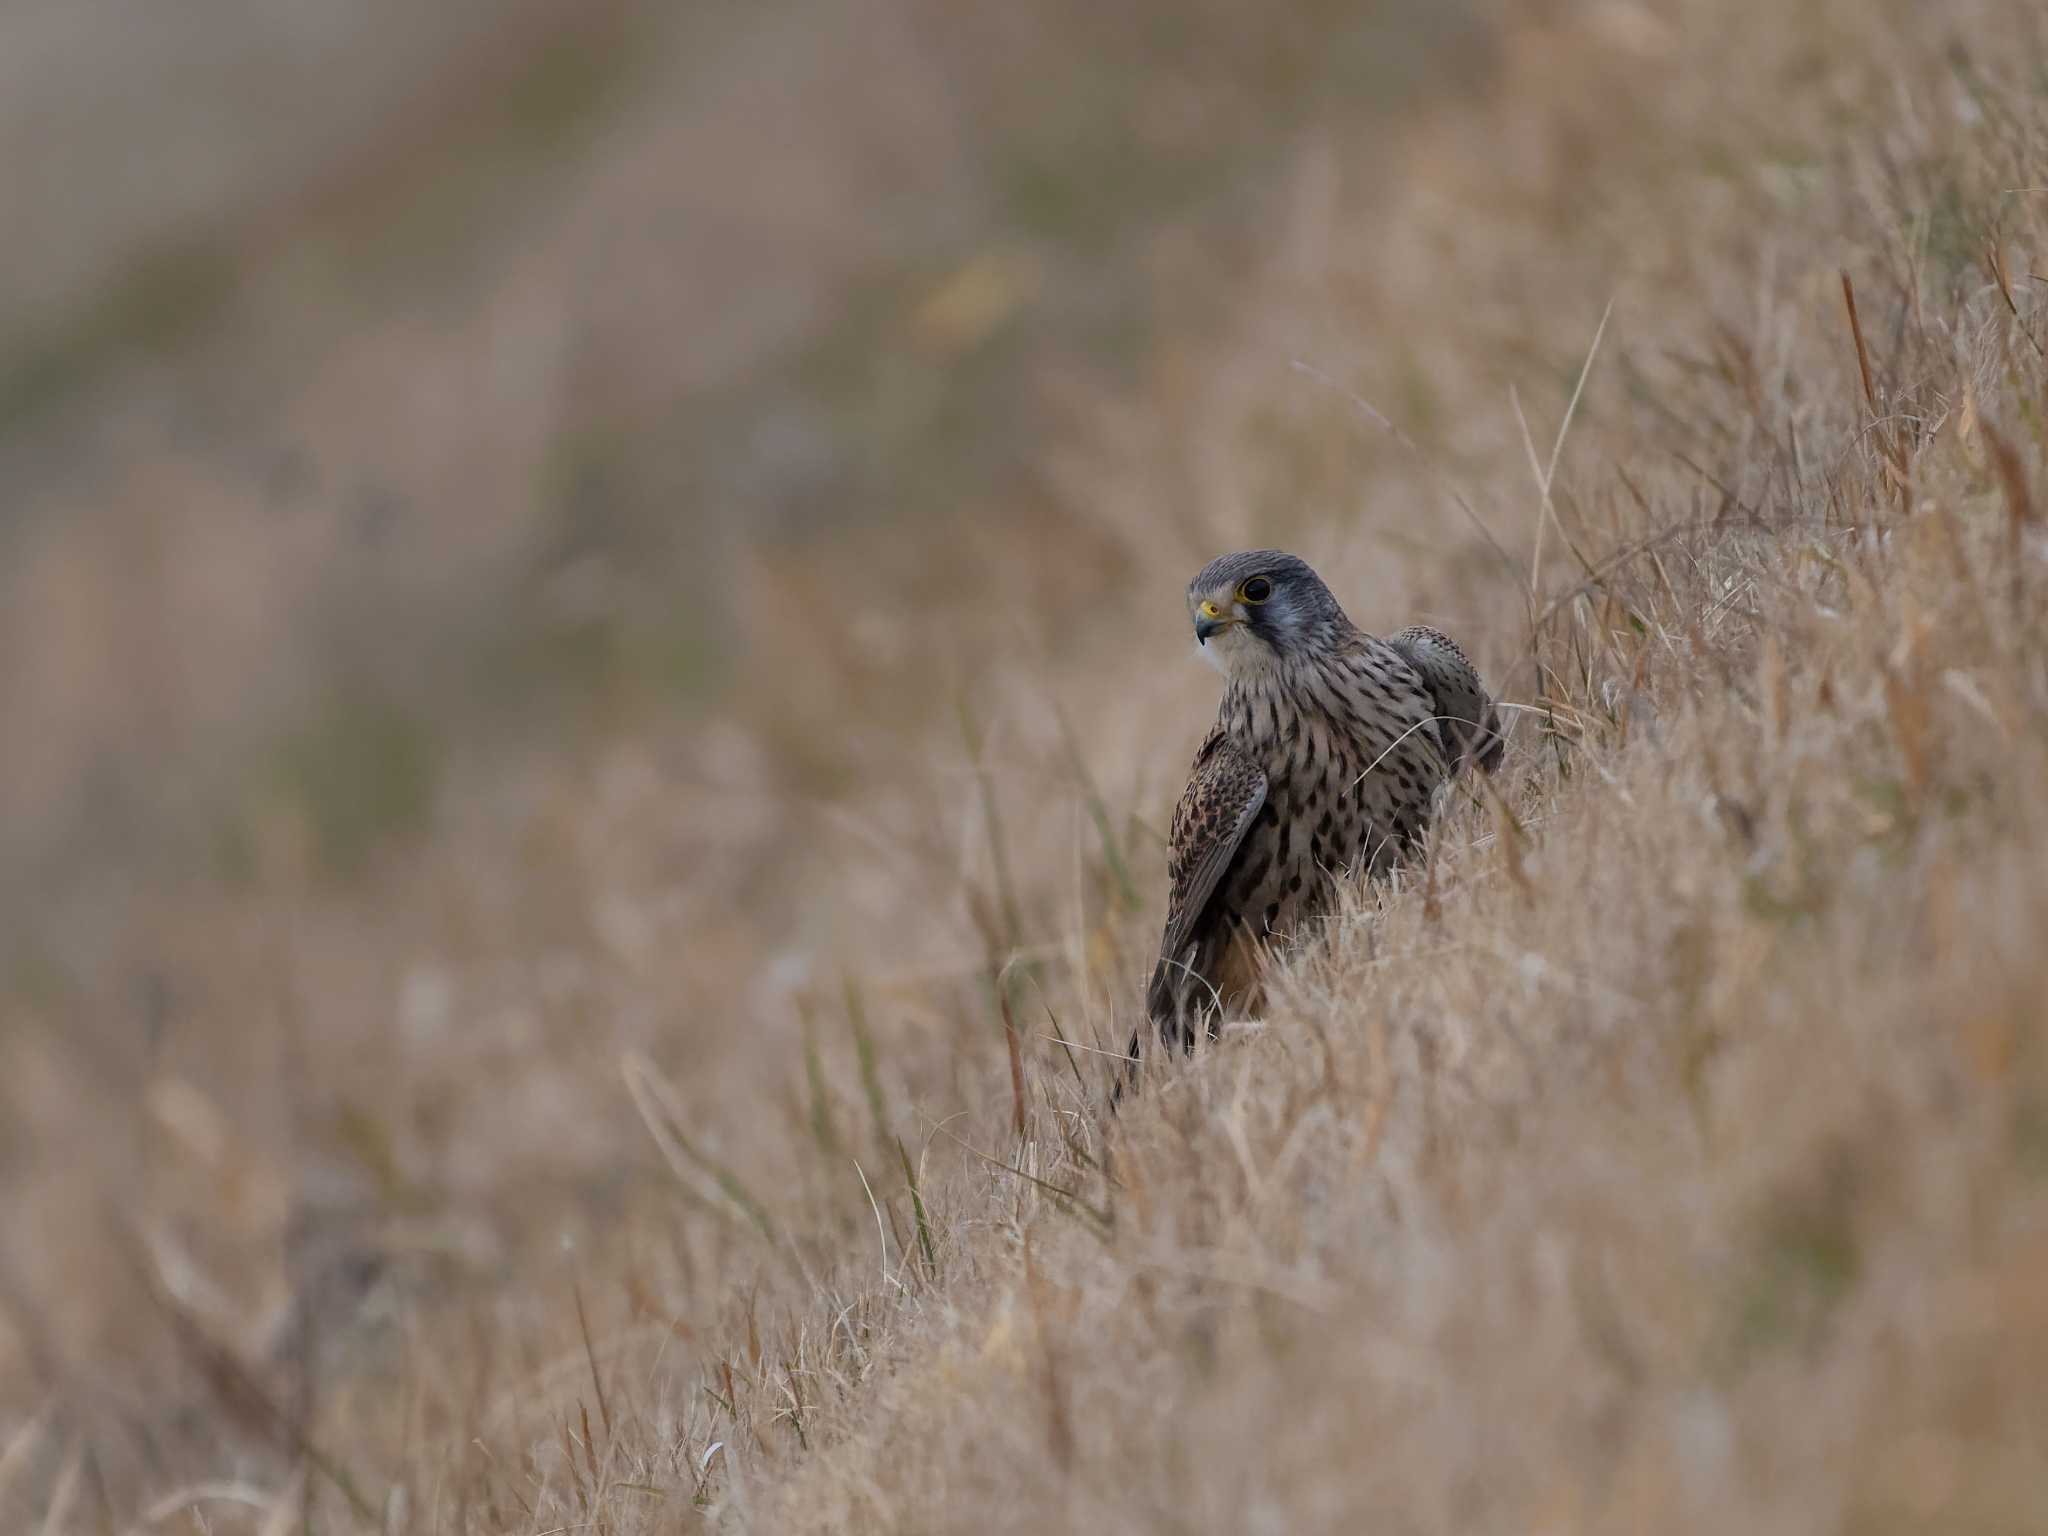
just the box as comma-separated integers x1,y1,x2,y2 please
1387,625,1505,774
1145,727,1266,1027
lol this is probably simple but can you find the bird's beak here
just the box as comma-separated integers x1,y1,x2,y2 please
1193,597,1233,644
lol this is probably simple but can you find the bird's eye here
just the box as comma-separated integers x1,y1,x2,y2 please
1238,576,1273,604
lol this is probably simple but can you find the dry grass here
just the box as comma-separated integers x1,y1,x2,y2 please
6,0,2048,1531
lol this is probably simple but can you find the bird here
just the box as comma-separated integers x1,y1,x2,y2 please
1126,550,1504,1084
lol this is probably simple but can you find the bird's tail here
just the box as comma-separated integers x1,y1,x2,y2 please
1472,698,1506,774
1116,957,1201,1104
1110,1026,1143,1107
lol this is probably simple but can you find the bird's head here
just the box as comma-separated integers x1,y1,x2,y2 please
1187,550,1349,678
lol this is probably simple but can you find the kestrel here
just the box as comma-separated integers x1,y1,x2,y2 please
1131,550,1504,1075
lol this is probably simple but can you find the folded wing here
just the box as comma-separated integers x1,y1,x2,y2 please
1386,625,1505,775
1141,727,1266,1049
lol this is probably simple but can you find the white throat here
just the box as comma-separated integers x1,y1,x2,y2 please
1196,625,1282,682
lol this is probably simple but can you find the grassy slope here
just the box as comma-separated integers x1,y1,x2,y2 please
8,0,2048,1530
727,4,2048,1530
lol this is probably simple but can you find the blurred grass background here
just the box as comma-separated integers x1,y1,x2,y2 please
0,0,1488,893
2,0,1491,1483
7,0,2046,1530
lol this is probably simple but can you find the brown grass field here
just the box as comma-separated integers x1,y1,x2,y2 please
4,0,2048,1530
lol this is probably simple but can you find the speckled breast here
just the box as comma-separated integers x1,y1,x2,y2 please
1217,644,1449,945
